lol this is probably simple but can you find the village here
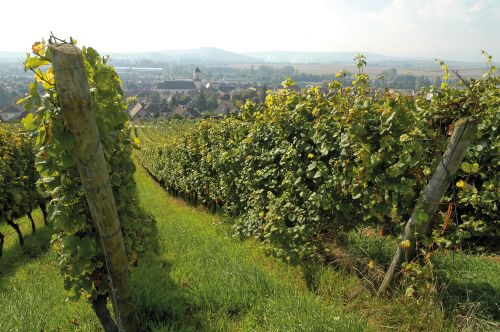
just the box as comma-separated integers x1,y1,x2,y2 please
0,63,272,122
123,67,243,121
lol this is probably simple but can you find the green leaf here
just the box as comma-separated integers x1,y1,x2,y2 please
50,130,75,156
58,153,76,167
21,113,37,131
307,161,317,171
471,162,479,173
461,230,472,239
461,162,472,173
24,56,49,70
352,193,362,199
111,173,122,186
36,125,46,145
35,154,55,176
415,209,428,225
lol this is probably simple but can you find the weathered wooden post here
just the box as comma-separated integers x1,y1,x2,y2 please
378,118,476,295
50,43,138,331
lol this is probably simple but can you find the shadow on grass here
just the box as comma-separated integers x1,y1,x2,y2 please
0,224,53,280
441,280,499,320
132,254,201,331
433,254,500,322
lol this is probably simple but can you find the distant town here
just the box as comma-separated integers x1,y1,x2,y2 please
0,47,491,122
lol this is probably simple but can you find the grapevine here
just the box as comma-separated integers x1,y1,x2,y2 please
138,56,499,262
20,38,157,325
0,124,47,255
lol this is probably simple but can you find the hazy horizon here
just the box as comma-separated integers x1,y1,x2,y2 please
1,0,499,62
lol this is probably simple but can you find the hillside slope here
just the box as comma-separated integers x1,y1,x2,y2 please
1,156,497,330
0,159,365,331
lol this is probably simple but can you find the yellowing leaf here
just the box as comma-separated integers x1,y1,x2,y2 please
471,162,479,173
399,134,411,142
46,66,54,85
456,180,466,188
133,137,141,145
16,95,30,105
308,153,314,159
33,69,47,84
405,286,415,298
400,240,411,249
32,41,43,54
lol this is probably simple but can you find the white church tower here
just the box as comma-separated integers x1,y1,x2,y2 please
193,67,202,90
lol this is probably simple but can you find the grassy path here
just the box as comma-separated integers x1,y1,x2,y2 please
131,158,366,331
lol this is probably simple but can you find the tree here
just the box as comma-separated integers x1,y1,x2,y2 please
148,91,161,104
258,84,268,103
433,76,442,88
0,85,11,107
195,91,208,112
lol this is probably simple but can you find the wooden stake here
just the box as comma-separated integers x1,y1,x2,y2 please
377,118,476,296
50,43,138,332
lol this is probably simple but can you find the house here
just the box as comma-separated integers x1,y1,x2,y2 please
170,105,201,119
143,103,162,116
212,101,238,117
216,83,236,94
128,103,153,121
0,104,28,122
144,103,170,117
135,90,151,101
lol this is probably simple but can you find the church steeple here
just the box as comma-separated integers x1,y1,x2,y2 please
193,67,202,89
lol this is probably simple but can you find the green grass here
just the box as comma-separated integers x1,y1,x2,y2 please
131,157,365,331
1,158,498,331
0,161,364,331
433,253,500,324
346,230,500,330
0,211,100,331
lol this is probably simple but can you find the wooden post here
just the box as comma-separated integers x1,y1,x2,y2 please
377,118,476,295
50,43,138,332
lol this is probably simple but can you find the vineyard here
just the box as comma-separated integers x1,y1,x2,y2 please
133,57,500,326
0,123,47,255
0,38,499,331
136,60,499,263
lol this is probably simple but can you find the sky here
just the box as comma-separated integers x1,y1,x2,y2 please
1,0,499,61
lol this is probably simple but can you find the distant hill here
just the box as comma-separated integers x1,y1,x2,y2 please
241,51,486,69
0,48,484,69
0,52,24,62
110,47,260,65
242,51,395,63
